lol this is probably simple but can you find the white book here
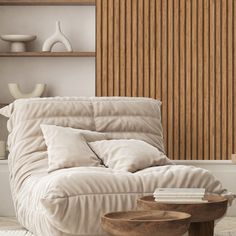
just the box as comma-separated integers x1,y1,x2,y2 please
153,193,205,197
155,199,208,204
154,188,205,196
154,196,204,200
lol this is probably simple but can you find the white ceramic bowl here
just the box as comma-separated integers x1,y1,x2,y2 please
0,34,36,42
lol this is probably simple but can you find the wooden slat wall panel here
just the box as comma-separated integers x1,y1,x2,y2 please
173,0,180,160
179,0,186,160
209,0,215,160
203,0,209,160
96,0,236,161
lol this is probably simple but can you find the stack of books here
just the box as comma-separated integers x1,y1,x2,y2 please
153,188,207,203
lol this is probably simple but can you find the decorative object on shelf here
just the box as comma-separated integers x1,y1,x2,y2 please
8,83,46,99
42,21,73,52
0,141,6,160
0,35,36,52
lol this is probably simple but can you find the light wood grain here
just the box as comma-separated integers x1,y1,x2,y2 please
215,0,221,160
228,0,233,160
185,0,192,160
221,0,227,160
96,0,236,160
203,0,209,160
150,0,156,99
131,0,138,97
138,0,144,97
173,0,180,160
179,0,186,160
120,0,126,97
144,0,149,98
108,0,114,96
197,0,204,161
125,0,132,97
114,0,120,96
167,0,173,159
209,0,217,160
155,0,161,100
161,0,168,152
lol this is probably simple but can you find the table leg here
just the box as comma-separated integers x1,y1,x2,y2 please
188,221,214,236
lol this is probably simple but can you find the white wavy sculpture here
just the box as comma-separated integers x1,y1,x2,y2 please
8,83,46,99
42,21,73,52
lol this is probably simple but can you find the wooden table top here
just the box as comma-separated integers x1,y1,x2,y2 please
137,195,228,223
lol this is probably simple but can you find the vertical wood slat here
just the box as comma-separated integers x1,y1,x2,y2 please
114,0,120,96
198,0,203,160
192,0,198,160
96,0,236,161
203,0,209,160
228,0,233,160
144,0,150,97
209,0,215,160
167,0,173,159
108,0,114,96
161,0,168,152
138,0,144,97
215,0,221,160
149,0,156,99
132,0,138,97
156,0,162,100
179,0,186,160
173,0,179,160
125,0,132,96
120,0,126,96
185,0,191,160
221,0,227,160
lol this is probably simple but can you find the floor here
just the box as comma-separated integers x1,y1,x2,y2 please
0,217,236,236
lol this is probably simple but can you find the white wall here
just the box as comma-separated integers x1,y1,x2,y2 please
0,5,96,142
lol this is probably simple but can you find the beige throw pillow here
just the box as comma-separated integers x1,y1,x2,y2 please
88,139,172,172
41,125,106,172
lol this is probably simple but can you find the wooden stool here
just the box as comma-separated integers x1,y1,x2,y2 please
101,210,191,236
137,195,228,236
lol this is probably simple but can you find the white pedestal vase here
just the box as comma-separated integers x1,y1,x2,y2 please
42,21,73,52
0,35,36,52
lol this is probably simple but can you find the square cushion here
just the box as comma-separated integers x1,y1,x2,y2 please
41,124,106,172
89,139,173,172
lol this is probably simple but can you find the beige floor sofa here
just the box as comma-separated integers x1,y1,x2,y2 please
0,97,232,236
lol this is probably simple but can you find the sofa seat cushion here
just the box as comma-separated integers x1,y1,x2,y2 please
18,165,226,236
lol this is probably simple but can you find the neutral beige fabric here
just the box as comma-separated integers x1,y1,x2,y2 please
89,139,173,172
0,97,233,236
41,125,105,172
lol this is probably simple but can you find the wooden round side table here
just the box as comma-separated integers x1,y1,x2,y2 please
101,210,191,236
137,195,228,236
